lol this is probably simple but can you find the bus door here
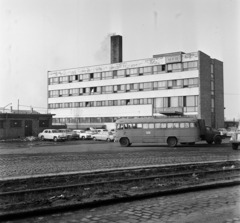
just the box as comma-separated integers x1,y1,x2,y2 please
154,123,165,143
142,123,155,143
164,123,180,142
123,123,133,141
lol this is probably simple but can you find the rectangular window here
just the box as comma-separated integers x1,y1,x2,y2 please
171,97,178,107
188,61,198,70
153,65,165,74
69,75,78,82
0,121,4,128
102,71,113,79
143,82,152,91
113,70,117,78
39,120,49,127
10,120,22,127
154,81,166,90
136,123,142,129
50,77,59,84
133,99,139,105
117,70,125,77
143,123,148,129
130,83,138,91
186,96,195,106
69,88,79,95
82,74,90,81
93,72,101,80
172,63,182,72
59,89,68,96
126,68,138,76
59,76,69,83
149,123,154,129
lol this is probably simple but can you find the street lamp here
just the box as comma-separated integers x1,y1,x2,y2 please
2,103,12,113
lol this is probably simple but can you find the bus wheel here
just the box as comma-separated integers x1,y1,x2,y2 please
214,136,222,144
120,137,130,147
167,137,177,147
207,140,213,144
232,143,238,150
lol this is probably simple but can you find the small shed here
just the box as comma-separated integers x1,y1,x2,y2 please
0,113,54,139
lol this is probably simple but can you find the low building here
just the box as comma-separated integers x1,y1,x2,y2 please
0,112,54,139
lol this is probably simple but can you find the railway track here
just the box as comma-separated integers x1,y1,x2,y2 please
1,160,240,220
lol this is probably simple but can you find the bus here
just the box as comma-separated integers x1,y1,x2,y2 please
115,117,222,147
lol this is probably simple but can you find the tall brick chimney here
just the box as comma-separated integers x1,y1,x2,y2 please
111,35,122,63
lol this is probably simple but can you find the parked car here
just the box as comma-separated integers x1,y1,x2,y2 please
38,129,66,142
217,128,228,138
95,129,108,134
92,131,115,142
227,127,238,137
230,122,240,150
73,130,92,140
58,129,80,140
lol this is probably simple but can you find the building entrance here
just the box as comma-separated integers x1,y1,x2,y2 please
25,120,32,136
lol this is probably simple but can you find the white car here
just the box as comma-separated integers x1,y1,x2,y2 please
230,122,240,150
73,130,92,140
38,129,67,142
58,129,80,140
92,131,115,142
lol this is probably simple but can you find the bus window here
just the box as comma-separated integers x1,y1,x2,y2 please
128,124,133,129
143,123,148,129
137,123,142,129
132,123,137,129
155,123,161,129
190,123,195,128
117,124,124,130
173,123,179,128
124,124,129,129
180,123,185,128
167,123,174,128
161,123,167,128
184,123,190,128
149,123,154,129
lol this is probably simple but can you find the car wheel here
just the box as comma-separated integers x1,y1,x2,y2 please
167,137,178,147
232,143,239,150
207,140,213,145
41,136,44,141
106,138,111,142
93,137,97,141
53,137,58,142
82,136,85,140
214,136,222,144
67,136,71,141
120,137,130,147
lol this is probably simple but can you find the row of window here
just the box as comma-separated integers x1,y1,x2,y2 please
0,120,49,128
49,61,198,85
117,122,196,130
49,78,199,98
48,96,198,109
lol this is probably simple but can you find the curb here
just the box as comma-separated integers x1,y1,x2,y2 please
1,179,240,221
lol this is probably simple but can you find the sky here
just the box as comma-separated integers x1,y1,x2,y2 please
0,0,239,120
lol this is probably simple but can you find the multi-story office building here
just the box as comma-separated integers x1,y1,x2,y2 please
48,35,224,130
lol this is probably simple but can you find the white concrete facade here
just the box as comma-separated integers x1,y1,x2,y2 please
48,52,200,129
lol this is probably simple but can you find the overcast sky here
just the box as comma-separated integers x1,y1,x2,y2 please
0,0,239,120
